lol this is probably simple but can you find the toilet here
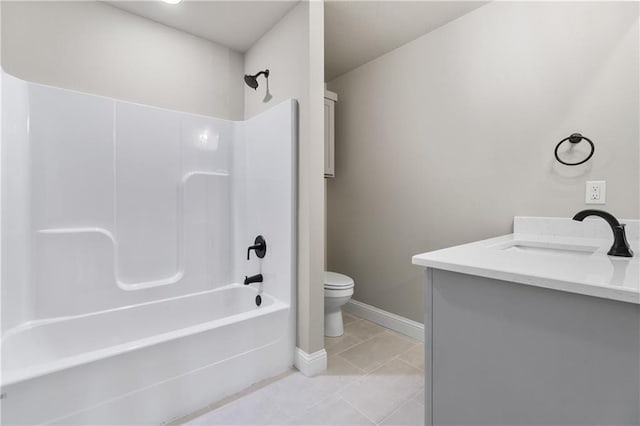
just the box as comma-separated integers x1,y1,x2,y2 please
324,271,355,337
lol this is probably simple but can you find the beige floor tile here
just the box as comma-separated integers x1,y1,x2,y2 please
343,319,386,341
325,333,363,356
264,374,330,419
338,359,424,423
265,357,363,420
325,354,366,377
342,311,359,325
174,370,294,425
184,318,426,426
384,329,420,345
286,396,374,425
185,389,291,425
338,331,415,372
380,399,425,426
313,355,366,396
398,344,425,371
413,388,425,405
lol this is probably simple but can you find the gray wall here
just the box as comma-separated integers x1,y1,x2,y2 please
244,2,326,354
1,1,244,119
327,1,640,322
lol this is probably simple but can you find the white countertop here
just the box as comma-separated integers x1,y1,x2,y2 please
412,217,640,304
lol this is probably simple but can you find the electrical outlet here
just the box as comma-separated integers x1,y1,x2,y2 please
586,180,606,204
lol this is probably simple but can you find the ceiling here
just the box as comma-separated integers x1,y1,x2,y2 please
107,1,487,79
106,1,299,52
325,1,488,80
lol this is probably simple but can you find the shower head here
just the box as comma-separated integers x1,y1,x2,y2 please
244,69,269,90
244,74,258,89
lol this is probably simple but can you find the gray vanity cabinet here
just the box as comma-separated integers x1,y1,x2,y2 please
423,269,640,426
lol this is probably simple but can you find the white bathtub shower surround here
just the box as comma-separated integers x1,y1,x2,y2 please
1,70,297,425
2,286,286,386
2,286,290,425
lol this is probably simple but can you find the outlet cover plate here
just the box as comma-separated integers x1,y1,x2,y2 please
586,180,606,204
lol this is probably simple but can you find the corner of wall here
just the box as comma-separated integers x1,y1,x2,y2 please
242,0,326,355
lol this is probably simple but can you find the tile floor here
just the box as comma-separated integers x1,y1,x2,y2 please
177,312,425,426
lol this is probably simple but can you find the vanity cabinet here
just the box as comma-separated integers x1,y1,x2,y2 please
413,216,640,426
422,269,639,426
324,90,337,178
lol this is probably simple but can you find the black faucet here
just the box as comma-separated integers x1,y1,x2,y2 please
244,274,263,285
247,235,267,260
572,209,633,257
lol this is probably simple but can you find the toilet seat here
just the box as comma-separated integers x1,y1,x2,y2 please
324,271,354,290
324,286,354,298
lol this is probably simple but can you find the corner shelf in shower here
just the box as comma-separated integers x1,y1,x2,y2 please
36,170,229,291
181,170,229,181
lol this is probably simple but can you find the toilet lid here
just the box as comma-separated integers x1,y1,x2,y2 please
324,271,354,289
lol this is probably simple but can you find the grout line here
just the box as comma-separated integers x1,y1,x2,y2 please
408,386,425,401
186,313,421,424
339,394,379,425
410,386,426,407
349,314,418,345
391,341,420,360
392,357,425,374
332,363,368,399
285,391,336,423
183,313,422,425
377,396,412,426
377,386,426,425
383,328,421,344
332,331,379,370
170,369,294,425
372,366,425,425
334,316,421,376
327,334,366,357
334,353,367,375
331,322,383,355
276,354,369,423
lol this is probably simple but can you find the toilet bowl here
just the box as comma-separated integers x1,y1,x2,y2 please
324,271,355,337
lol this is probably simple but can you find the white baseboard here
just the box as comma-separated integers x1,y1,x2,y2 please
345,299,424,342
294,347,327,377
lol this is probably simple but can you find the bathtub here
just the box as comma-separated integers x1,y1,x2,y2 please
1,73,297,424
1,285,293,425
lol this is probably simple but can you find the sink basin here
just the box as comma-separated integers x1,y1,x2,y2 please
491,241,599,257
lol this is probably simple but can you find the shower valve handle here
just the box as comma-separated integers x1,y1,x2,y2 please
247,235,267,260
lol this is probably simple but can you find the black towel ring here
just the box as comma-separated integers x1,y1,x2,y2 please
554,133,594,166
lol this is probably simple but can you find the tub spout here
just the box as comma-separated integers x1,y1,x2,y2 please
244,274,263,285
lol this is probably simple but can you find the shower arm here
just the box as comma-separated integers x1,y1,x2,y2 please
249,70,269,79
